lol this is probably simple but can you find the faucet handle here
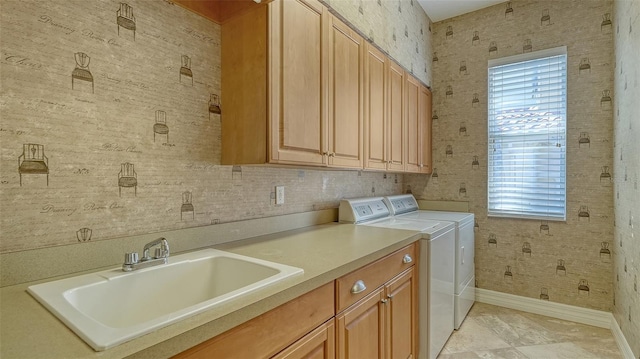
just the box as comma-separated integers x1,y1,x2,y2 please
124,252,139,265
154,247,168,259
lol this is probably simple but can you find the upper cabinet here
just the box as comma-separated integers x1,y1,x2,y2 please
269,0,328,165
363,43,387,171
406,75,432,174
387,61,406,172
418,84,433,174
327,15,364,169
220,0,430,172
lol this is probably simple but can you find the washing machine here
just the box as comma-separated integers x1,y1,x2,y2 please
339,197,455,359
384,194,475,330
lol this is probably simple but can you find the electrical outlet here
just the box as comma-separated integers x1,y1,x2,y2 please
276,186,285,204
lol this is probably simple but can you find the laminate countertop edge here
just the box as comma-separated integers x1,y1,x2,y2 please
0,223,422,359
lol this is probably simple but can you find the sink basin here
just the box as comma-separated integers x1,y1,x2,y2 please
27,248,304,351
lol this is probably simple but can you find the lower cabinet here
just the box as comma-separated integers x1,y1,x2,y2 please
336,288,386,359
173,243,417,359
273,319,335,359
335,267,416,359
172,282,334,359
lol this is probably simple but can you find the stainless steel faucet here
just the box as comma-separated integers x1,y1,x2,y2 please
122,237,170,272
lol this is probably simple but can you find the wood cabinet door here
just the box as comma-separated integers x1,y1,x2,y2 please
272,319,335,359
387,61,405,172
336,288,386,359
269,0,328,165
405,75,421,173
386,267,416,359
363,43,387,171
327,15,363,169
419,85,432,174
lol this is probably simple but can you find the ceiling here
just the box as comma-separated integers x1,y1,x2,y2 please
417,0,506,22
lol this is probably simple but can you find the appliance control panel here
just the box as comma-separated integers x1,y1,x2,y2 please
384,194,419,215
339,197,390,224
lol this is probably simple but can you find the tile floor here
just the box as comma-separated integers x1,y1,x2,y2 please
438,303,623,359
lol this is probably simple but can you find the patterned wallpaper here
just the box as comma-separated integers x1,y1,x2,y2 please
0,0,406,254
406,0,616,312
612,0,640,356
324,0,433,86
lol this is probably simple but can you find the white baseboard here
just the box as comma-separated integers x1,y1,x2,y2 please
475,289,635,359
610,315,636,359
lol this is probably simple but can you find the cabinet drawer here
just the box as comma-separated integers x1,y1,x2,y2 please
174,282,334,359
335,243,416,312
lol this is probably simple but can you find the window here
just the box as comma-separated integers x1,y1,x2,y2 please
488,46,567,221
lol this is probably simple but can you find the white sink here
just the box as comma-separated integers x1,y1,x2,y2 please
27,248,304,351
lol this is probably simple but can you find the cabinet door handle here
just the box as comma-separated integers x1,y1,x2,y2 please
403,254,413,264
381,298,388,304
461,246,465,265
351,280,367,294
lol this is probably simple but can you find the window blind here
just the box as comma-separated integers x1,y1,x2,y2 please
487,46,567,221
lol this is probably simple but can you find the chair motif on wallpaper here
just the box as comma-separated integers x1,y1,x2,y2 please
578,132,590,147
459,61,467,75
540,287,549,300
540,9,551,26
599,242,611,260
118,162,137,197
180,55,193,85
488,234,497,247
556,259,566,275
578,58,591,74
600,166,612,183
578,279,590,295
459,123,467,136
472,31,480,45
181,191,195,220
458,183,467,197
445,26,453,39
540,220,550,234
474,220,479,231
578,205,590,221
601,13,612,33
445,145,453,157
209,94,221,120
472,93,480,107
472,156,480,169
489,41,498,56
523,39,532,53
503,266,513,280
600,90,612,108
432,111,439,121
432,52,439,63
445,85,453,98
430,168,438,183
18,144,49,186
522,242,532,256
116,3,136,40
76,228,93,242
153,110,169,143
71,52,94,93
505,2,513,18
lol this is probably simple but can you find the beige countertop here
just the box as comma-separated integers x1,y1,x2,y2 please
0,223,421,359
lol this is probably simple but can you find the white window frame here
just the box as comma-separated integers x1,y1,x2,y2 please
487,46,567,221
